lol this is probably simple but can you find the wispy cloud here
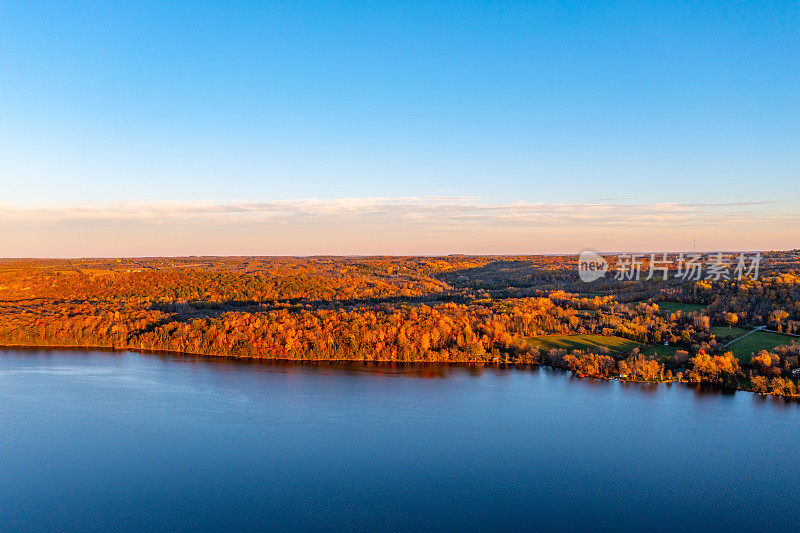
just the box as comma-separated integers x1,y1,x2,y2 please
0,197,796,256
0,197,791,225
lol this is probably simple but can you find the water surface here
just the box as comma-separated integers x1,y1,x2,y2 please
1,349,798,531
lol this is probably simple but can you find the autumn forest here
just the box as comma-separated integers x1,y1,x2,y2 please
2,252,800,397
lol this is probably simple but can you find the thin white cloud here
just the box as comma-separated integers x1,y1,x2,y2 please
0,197,789,224
0,197,795,256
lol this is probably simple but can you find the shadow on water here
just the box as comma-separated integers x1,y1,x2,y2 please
2,346,800,403
684,381,738,397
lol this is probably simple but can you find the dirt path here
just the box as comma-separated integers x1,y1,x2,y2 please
723,326,764,348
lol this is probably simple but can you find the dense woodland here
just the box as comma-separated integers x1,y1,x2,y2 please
1,252,799,397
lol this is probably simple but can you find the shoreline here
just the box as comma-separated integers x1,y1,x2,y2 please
2,341,796,400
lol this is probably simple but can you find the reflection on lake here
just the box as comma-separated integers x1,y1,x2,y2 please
1,349,798,531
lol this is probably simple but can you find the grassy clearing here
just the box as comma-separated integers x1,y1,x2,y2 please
710,326,748,343
525,334,639,355
726,331,799,362
656,301,706,314
640,344,683,359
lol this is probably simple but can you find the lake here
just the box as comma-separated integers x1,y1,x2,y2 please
1,349,798,532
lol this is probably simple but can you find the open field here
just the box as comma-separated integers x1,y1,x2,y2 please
525,334,639,355
710,326,749,343
726,331,800,362
641,344,683,359
657,302,706,314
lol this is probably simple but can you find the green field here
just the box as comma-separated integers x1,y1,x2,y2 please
710,326,748,343
726,331,799,362
525,334,639,354
640,344,684,359
656,301,706,314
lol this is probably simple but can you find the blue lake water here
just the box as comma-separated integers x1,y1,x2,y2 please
1,349,798,532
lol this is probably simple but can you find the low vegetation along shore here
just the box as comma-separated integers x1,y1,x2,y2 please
1,254,799,397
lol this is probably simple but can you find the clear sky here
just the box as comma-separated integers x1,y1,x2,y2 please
1,1,798,256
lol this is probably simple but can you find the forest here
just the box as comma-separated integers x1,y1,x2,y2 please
1,251,799,397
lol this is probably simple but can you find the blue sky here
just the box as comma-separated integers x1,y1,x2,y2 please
0,1,798,255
